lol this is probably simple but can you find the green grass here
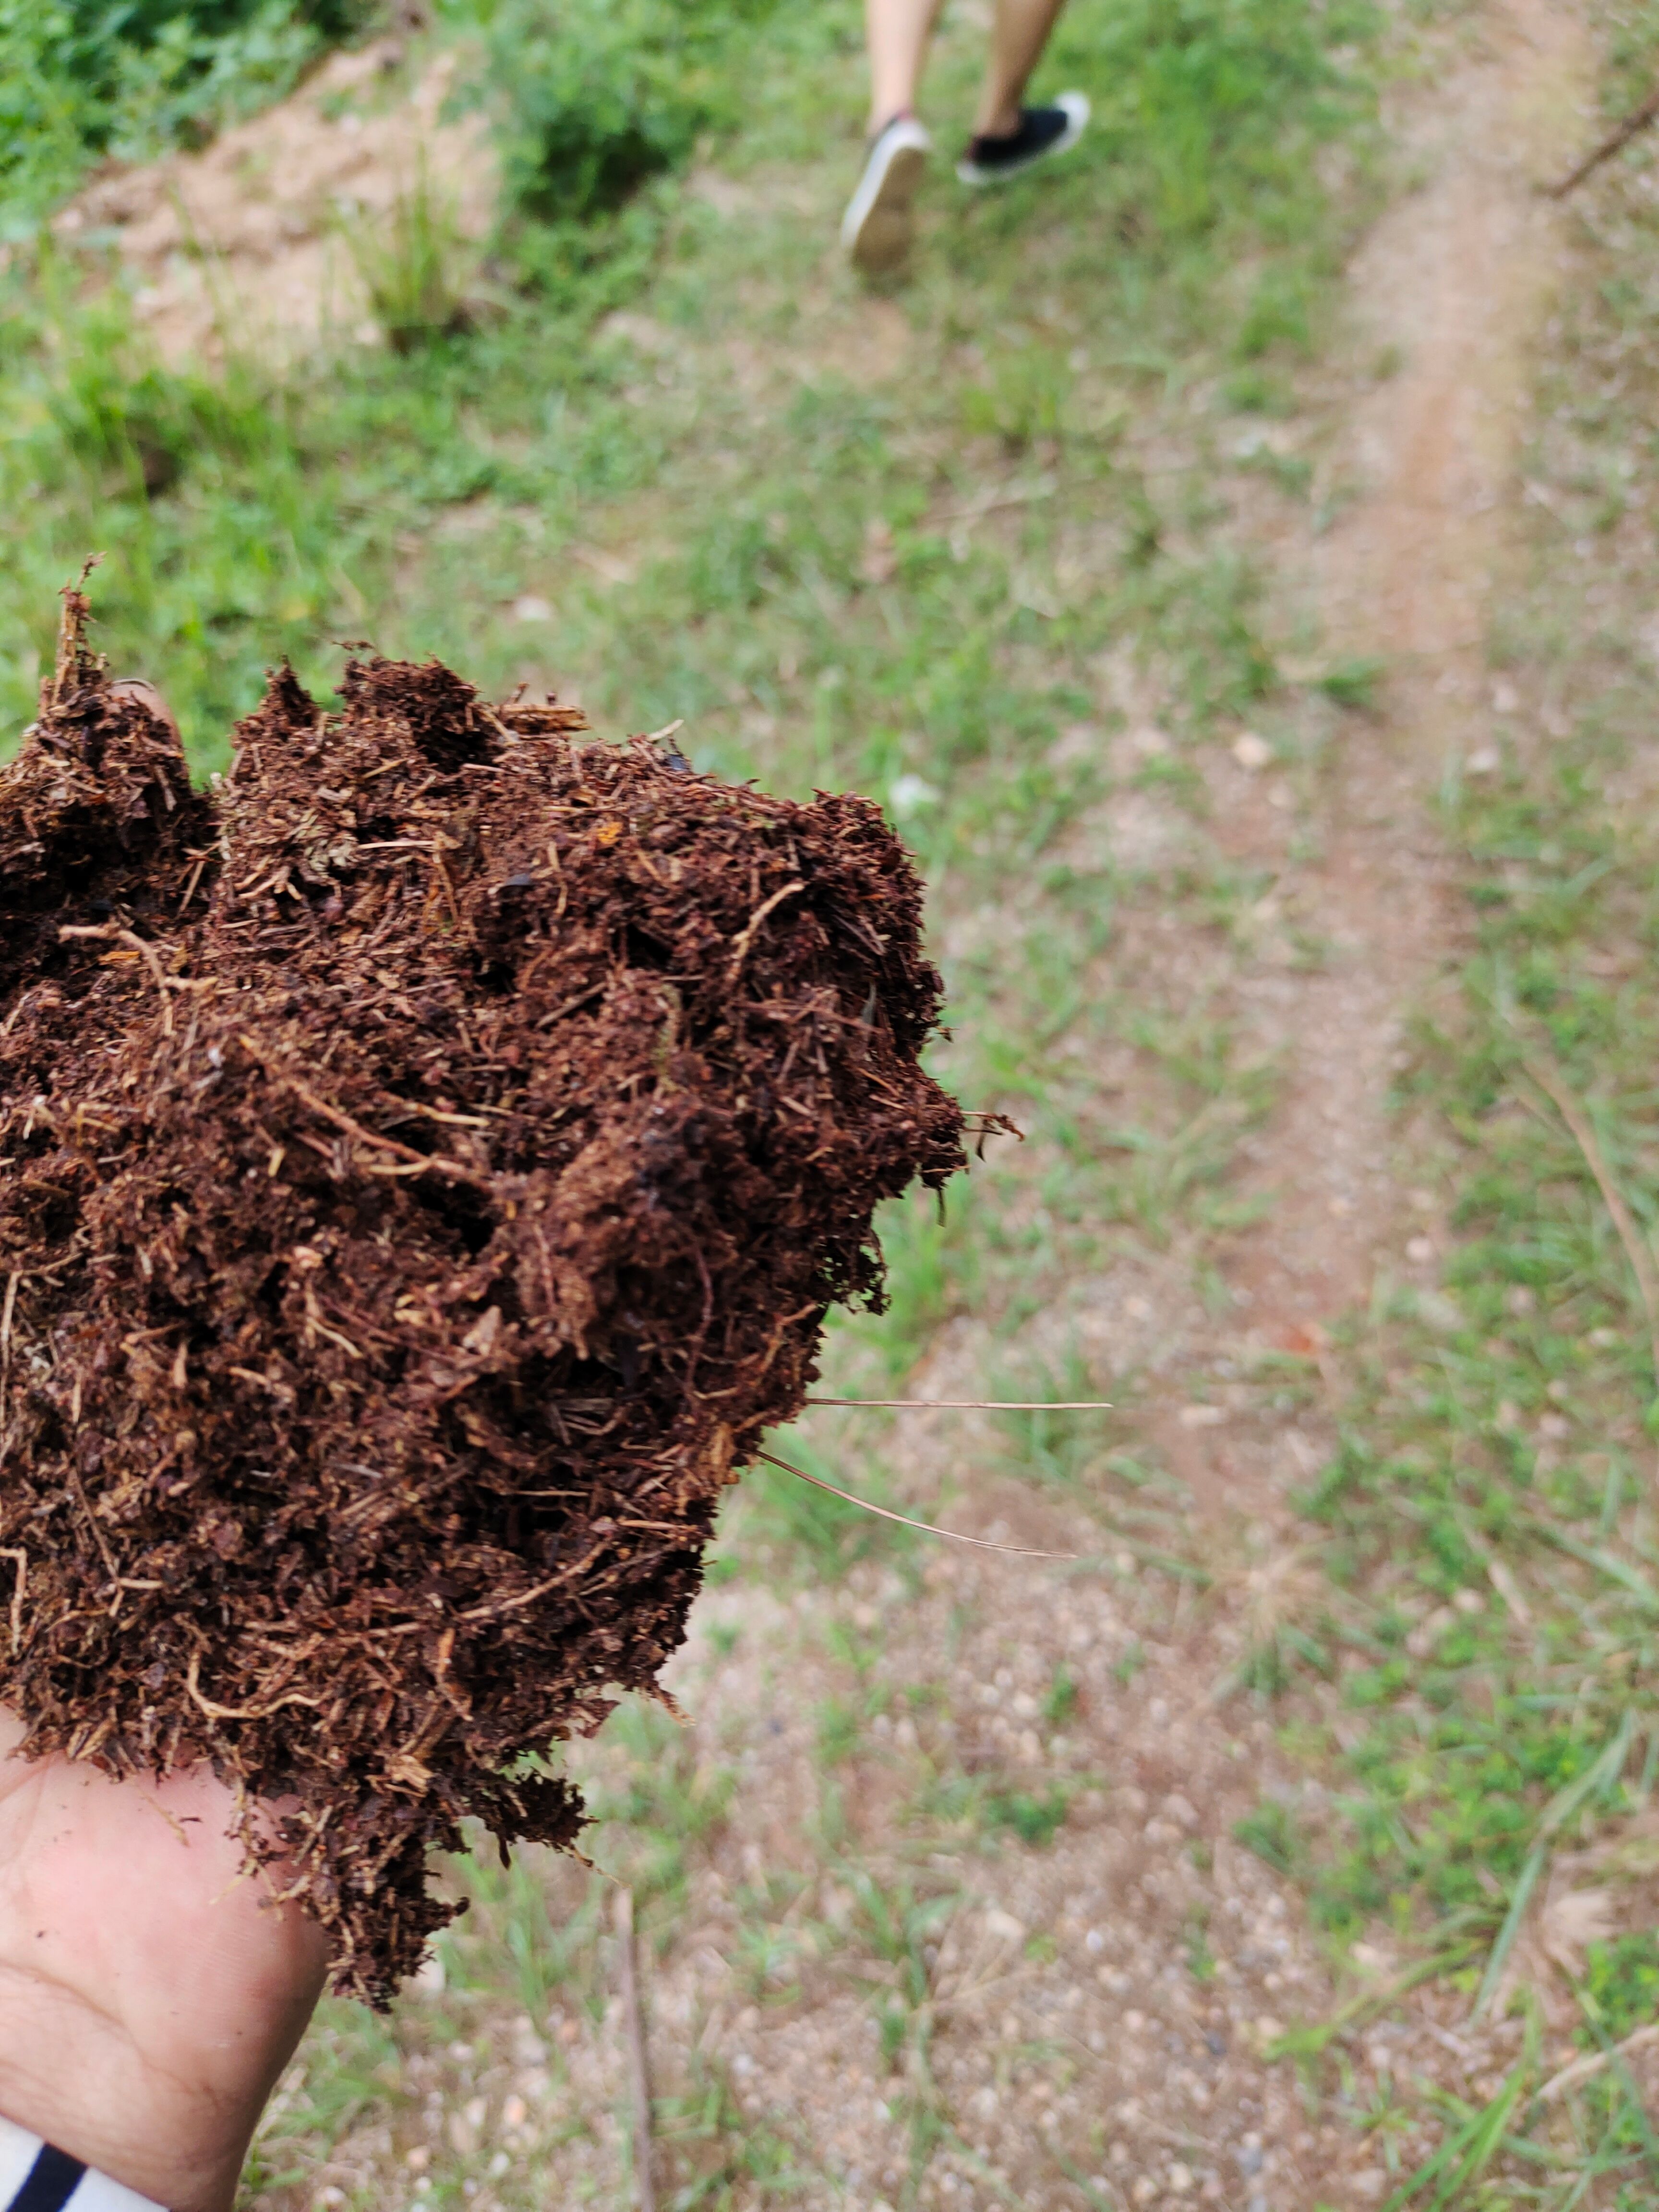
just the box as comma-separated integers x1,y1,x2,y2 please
1210,53,1659,2194
0,0,1414,2202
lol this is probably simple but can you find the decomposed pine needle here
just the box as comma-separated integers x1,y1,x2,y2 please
805,1397,1112,1411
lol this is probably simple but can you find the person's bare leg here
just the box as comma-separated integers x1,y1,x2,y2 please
974,0,1069,136
866,0,945,134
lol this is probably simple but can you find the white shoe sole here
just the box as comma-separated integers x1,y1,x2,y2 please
957,90,1090,188
842,120,933,273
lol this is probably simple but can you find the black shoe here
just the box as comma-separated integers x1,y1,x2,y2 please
957,92,1089,187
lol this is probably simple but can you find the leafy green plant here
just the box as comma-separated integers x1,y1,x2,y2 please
478,0,787,221
0,0,361,225
37,285,270,494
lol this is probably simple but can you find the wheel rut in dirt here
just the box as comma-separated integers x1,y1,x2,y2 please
1174,0,1594,1522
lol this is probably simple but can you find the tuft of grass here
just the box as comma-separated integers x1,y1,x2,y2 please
1316,653,1385,709
1580,1931,1659,2047
341,153,477,353
985,1783,1072,1848
1234,1797,1304,1877
243,2002,404,2193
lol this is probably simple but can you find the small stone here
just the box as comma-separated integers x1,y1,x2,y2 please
1178,1403,1226,1428
1467,746,1500,774
405,2149,430,2173
1232,732,1272,770
502,2095,528,2130
511,593,553,623
890,772,940,817
1168,2162,1195,2194
1406,1235,1434,1262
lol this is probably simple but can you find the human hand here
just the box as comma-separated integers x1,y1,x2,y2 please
0,1714,329,2212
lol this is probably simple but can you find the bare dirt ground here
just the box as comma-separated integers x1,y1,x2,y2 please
58,37,493,366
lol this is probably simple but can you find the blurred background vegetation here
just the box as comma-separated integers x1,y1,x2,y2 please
0,0,1371,767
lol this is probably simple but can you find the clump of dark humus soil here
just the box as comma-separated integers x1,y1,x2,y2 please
0,585,965,2002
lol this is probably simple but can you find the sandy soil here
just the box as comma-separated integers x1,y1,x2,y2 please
57,37,494,367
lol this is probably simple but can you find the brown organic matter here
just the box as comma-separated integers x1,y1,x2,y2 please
0,585,966,2003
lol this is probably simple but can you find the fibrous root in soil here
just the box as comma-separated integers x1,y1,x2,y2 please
0,583,966,2001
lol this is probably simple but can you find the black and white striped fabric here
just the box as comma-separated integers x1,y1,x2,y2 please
0,2120,161,2212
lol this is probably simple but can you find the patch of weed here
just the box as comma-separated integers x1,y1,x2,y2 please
985,1783,1072,1847
1580,1931,1659,2046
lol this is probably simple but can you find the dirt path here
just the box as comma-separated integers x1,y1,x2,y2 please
1191,0,1593,1459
